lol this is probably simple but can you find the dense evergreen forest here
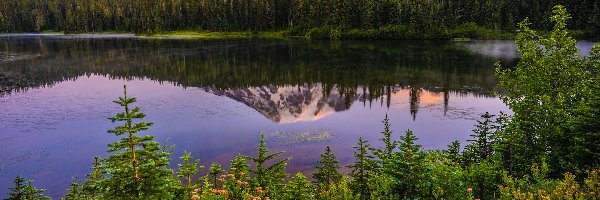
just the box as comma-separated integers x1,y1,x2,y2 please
5,5,600,200
1,0,599,39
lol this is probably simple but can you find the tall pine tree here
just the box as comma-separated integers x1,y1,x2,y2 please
101,85,178,199
312,146,343,191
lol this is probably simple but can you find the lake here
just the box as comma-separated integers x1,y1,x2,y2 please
2,35,591,198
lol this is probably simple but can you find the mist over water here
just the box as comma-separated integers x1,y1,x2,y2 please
0,35,573,198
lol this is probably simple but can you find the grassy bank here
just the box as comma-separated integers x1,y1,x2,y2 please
299,23,515,40
140,26,515,40
19,28,596,41
142,30,288,39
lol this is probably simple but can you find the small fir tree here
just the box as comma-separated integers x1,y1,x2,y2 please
371,114,397,167
348,137,376,199
312,146,343,191
228,154,251,182
79,156,104,198
177,151,203,195
6,176,50,200
383,130,427,199
224,155,252,200
281,173,315,200
208,163,223,189
62,180,85,200
445,140,462,165
246,133,290,195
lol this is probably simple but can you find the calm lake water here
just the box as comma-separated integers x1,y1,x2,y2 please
0,35,593,198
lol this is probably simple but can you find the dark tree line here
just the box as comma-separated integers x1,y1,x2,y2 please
0,0,599,37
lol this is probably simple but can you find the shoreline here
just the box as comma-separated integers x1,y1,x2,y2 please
0,30,596,41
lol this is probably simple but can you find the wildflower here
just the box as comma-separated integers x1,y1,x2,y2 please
227,174,235,179
265,197,270,200
570,185,576,190
230,167,237,171
467,188,473,193
193,188,199,193
243,181,249,185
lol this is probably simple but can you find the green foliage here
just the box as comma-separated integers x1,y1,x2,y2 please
423,151,468,199
222,155,252,200
348,137,375,199
381,130,427,199
77,156,104,199
6,175,50,200
421,151,467,199
318,177,358,200
366,174,395,199
228,154,251,182
177,151,204,197
496,5,600,177
312,146,343,191
463,112,499,166
371,114,396,167
101,85,178,199
63,181,85,200
464,159,504,199
445,140,462,164
246,133,290,197
281,173,315,200
500,166,600,199
208,163,223,189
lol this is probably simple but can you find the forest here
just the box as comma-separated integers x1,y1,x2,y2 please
1,0,599,39
5,5,600,200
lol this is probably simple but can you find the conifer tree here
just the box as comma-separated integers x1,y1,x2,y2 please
208,163,223,188
281,173,315,200
6,176,50,200
463,112,496,166
224,154,252,199
101,85,177,199
371,114,396,166
348,137,375,199
383,130,427,199
63,181,85,200
228,154,251,182
78,156,104,198
312,146,343,191
177,151,203,195
246,133,290,194
445,140,462,165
